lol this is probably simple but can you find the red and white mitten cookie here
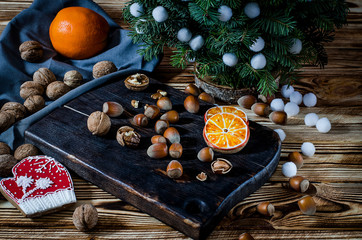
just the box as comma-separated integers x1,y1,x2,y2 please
0,155,76,217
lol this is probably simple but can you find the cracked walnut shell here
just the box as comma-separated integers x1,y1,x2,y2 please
124,73,149,91
116,126,141,148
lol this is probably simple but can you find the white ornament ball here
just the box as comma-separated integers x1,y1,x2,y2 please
281,85,294,98
250,53,266,69
223,53,238,67
316,117,331,133
270,98,284,111
152,6,169,23
189,35,204,51
289,38,303,54
135,19,146,34
282,162,297,178
244,2,260,19
284,102,300,117
218,5,233,22
290,91,303,105
177,28,192,42
304,113,319,127
187,57,195,63
274,129,286,142
249,37,265,52
303,93,317,107
130,3,144,17
301,142,315,157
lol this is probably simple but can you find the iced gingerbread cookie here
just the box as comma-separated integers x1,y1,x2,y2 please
0,155,76,217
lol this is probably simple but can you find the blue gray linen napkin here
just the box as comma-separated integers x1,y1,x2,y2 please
0,0,160,149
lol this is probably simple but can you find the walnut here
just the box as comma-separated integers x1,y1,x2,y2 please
0,111,15,133
19,40,43,62
124,73,149,91
64,70,83,88
87,111,111,136
46,81,71,100
24,95,45,114
33,68,56,87
116,126,141,148
1,102,27,121
0,142,11,155
14,143,39,161
20,81,44,100
92,61,117,79
73,204,98,231
0,154,17,177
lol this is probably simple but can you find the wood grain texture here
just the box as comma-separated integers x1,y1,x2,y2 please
0,0,361,239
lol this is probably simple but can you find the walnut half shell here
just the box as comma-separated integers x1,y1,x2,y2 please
124,73,149,91
211,158,233,174
116,126,141,148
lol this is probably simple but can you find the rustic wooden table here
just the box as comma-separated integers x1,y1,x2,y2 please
0,1,361,239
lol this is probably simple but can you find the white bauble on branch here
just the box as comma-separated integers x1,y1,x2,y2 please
130,3,144,17
250,53,266,69
152,6,169,23
281,84,294,98
189,35,204,51
289,38,303,54
249,37,265,52
244,2,260,19
135,19,146,34
177,28,192,42
218,5,233,22
223,53,238,67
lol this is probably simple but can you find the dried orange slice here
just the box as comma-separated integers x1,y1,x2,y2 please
204,106,248,125
203,112,250,154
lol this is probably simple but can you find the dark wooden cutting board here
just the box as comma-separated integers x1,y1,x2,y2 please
25,75,281,240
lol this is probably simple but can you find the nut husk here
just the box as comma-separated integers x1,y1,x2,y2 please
14,143,39,161
116,126,141,148
20,81,44,99
24,95,45,114
0,111,15,133
33,68,56,87
1,102,27,121
73,204,98,231
64,70,83,88
124,73,149,91
211,158,232,174
93,61,117,78
87,111,111,136
0,142,11,155
19,40,43,62
196,172,207,181
0,154,17,177
46,81,71,100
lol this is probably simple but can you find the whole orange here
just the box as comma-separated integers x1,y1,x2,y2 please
49,7,109,59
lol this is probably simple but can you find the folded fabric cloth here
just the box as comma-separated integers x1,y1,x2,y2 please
0,0,160,149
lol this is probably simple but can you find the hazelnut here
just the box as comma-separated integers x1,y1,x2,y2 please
196,172,207,181
103,101,124,117
93,61,117,78
237,95,256,109
256,201,275,216
14,143,39,161
20,81,44,100
0,154,17,177
198,92,215,104
160,110,179,124
269,111,287,125
288,151,304,169
0,142,11,155
0,111,15,133
169,142,183,159
157,97,172,111
73,204,98,231
151,135,167,144
151,92,162,100
33,68,56,87
147,143,168,159
131,100,139,108
289,176,310,193
251,102,270,117
197,147,214,162
144,105,160,119
124,73,149,91
133,113,148,127
64,70,83,88
116,126,141,148
19,40,43,62
1,102,27,122
87,111,111,136
298,195,316,215
24,95,45,114
154,119,169,134
166,160,183,179
239,233,255,240
184,83,200,96
211,158,232,174
163,127,180,144
46,81,71,100
258,94,275,104
184,95,200,114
